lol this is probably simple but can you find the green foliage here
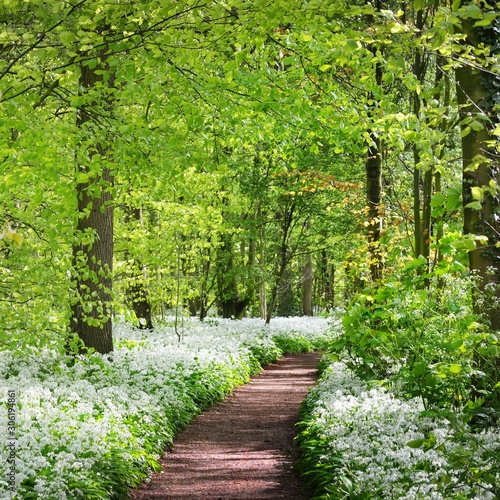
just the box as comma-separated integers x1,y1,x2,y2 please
294,391,358,500
332,267,500,413
245,337,283,366
1,0,499,496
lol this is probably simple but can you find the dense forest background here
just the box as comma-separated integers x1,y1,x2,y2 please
1,0,499,387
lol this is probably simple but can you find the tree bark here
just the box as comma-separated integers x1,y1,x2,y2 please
302,252,313,316
266,202,295,324
411,8,433,288
124,202,153,330
456,13,500,331
365,0,383,282
216,232,249,319
412,9,425,263
257,206,267,320
70,54,114,354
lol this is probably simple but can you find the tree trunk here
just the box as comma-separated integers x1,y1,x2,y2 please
266,282,278,325
302,252,313,316
199,256,213,320
266,244,287,324
412,9,424,262
266,203,295,324
422,166,432,284
432,56,450,280
71,53,114,354
318,249,334,312
257,206,267,320
365,0,383,282
456,16,500,331
124,202,153,330
217,232,248,319
411,8,432,288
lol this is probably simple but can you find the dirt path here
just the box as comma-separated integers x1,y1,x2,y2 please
130,352,321,499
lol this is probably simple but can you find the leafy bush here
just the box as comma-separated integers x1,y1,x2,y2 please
331,273,500,412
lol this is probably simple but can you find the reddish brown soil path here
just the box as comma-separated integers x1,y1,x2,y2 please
130,352,321,499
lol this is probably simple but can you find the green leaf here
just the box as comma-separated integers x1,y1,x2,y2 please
76,173,90,184
430,192,446,207
449,364,461,374
470,186,484,201
346,39,361,51
448,339,464,351
462,4,483,19
424,374,437,388
414,0,424,12
474,11,498,27
59,31,75,45
454,236,477,251
412,361,427,377
461,125,472,138
470,120,484,132
488,345,499,356
446,185,462,211
407,439,424,448
465,201,482,211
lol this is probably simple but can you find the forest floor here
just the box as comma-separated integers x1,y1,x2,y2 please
129,352,321,500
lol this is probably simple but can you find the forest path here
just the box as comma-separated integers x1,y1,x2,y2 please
130,352,321,499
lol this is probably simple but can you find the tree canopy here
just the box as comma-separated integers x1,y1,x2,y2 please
1,0,499,364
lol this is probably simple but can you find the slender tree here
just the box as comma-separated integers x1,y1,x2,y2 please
365,0,384,282
302,251,314,316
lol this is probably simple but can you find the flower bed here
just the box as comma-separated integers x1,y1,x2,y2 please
0,316,332,499
295,361,500,499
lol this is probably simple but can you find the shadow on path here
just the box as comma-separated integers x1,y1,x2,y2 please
130,352,321,499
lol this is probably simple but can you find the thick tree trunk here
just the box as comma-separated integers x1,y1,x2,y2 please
217,232,248,319
70,52,114,355
456,17,500,331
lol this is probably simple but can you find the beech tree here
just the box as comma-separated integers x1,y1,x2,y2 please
1,0,499,362
454,3,500,329
70,31,115,354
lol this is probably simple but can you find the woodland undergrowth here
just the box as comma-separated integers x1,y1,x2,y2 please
0,317,332,500
296,271,500,499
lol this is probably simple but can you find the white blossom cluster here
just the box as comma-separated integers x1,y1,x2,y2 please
303,361,500,499
0,316,332,499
